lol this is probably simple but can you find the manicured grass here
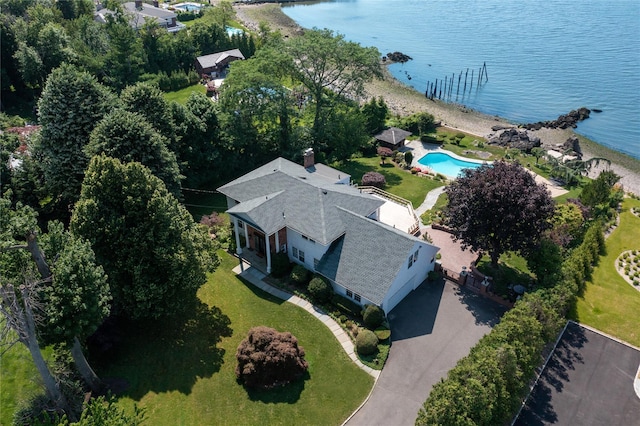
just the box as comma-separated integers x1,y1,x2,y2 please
0,336,53,425
162,83,206,104
571,198,640,347
97,251,373,425
182,189,228,220
338,156,444,207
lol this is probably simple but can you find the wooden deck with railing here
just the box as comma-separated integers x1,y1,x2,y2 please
358,186,421,235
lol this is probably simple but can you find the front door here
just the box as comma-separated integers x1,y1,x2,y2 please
254,234,266,257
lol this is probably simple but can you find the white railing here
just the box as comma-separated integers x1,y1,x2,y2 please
358,186,421,235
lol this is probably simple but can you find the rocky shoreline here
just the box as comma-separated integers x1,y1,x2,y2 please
233,3,640,196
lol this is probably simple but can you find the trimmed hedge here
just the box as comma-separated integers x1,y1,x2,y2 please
361,171,386,188
416,221,606,425
270,252,291,278
290,264,310,286
356,329,379,356
308,276,333,303
362,305,384,329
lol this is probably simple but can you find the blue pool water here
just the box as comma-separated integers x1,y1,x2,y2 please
174,3,201,12
417,152,485,177
226,26,244,37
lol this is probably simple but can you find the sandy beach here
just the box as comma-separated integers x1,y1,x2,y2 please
234,3,640,196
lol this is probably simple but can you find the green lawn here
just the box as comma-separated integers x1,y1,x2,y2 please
96,251,373,425
0,252,372,424
338,156,444,207
0,337,53,425
571,197,640,347
162,83,206,104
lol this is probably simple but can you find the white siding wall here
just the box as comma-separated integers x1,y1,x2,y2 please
225,196,238,210
381,242,440,314
331,282,374,309
286,228,329,271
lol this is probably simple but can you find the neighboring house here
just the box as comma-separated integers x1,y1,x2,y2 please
195,49,246,78
217,149,440,314
375,127,412,149
95,0,186,33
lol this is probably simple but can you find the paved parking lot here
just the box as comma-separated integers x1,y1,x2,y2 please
346,280,506,425
514,322,640,425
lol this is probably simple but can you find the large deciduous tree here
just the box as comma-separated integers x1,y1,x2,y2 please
444,161,555,267
85,109,182,197
37,64,117,210
284,28,381,150
70,155,219,320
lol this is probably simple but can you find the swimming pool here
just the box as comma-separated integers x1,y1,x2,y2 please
226,26,244,37
417,152,486,177
174,2,202,12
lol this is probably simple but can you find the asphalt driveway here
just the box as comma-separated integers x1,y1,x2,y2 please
346,280,506,426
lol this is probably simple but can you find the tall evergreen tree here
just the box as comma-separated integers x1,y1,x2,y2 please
70,155,219,320
37,64,117,213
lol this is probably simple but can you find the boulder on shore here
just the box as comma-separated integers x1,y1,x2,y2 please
523,107,591,131
386,51,413,63
487,128,541,152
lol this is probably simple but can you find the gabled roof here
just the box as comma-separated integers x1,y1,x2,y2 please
316,208,438,305
218,158,381,245
196,49,245,69
123,2,176,19
375,127,412,145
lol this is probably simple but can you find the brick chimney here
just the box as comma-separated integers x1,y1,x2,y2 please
303,148,314,169
152,0,159,7
135,0,143,9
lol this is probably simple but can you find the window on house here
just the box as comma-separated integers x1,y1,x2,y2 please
431,257,435,263
293,247,298,258
354,293,361,302
408,254,413,268
314,258,319,270
414,250,419,262
238,220,244,228
302,235,308,240
346,289,353,298
299,250,305,263
309,239,315,244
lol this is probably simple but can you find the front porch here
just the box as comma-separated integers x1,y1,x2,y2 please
231,216,287,275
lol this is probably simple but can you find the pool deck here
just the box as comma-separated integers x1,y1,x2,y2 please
403,140,568,198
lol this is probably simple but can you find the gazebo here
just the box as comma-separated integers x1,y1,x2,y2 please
374,127,412,149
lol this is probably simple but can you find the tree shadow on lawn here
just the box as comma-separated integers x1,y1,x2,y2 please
241,371,310,404
91,301,232,399
237,276,287,306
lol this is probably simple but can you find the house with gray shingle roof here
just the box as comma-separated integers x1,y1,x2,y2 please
95,1,186,33
217,150,440,314
195,49,245,78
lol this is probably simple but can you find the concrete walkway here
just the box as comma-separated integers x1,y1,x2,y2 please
231,260,380,379
414,186,446,218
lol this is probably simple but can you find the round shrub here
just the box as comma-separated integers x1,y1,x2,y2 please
307,276,333,303
235,326,309,389
362,305,385,329
356,329,379,356
290,264,310,286
361,171,386,188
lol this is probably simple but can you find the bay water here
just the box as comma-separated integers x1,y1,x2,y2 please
283,0,640,159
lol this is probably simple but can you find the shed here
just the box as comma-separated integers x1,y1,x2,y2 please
375,127,412,149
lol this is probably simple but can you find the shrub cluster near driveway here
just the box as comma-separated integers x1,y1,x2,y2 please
88,251,373,426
